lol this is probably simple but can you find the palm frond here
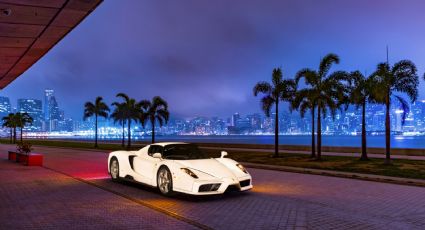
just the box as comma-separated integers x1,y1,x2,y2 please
394,95,410,125
139,100,151,111
140,113,148,128
271,68,283,86
84,97,109,120
84,102,95,110
327,70,350,82
291,89,311,110
261,96,275,117
295,68,317,85
392,60,419,102
152,96,168,110
279,79,297,102
372,62,391,83
253,82,272,96
98,111,109,118
156,109,170,125
299,101,312,118
319,53,339,78
116,93,130,102
95,96,104,105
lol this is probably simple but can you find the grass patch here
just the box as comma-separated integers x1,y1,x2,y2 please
203,149,425,180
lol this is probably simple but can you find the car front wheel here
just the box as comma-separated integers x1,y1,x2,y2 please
110,158,120,181
157,166,173,196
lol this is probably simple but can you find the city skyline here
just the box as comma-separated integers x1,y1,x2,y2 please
2,88,425,137
1,0,425,119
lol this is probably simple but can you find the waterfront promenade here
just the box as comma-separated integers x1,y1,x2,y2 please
1,144,425,229
202,146,425,160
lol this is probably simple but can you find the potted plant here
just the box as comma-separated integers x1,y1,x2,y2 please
8,150,17,161
16,142,33,165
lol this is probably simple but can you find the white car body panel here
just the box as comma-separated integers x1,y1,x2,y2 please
108,142,253,195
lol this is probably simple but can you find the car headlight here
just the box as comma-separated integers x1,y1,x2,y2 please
236,164,248,174
181,168,198,179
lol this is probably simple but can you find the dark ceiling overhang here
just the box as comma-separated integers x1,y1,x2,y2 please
0,0,102,89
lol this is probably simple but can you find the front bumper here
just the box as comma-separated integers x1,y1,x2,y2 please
174,174,253,195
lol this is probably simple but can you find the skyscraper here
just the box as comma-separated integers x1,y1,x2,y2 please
17,99,43,131
43,89,62,131
44,89,54,121
0,96,11,120
49,96,61,131
231,113,240,127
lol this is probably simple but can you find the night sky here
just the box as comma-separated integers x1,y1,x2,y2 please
2,0,425,119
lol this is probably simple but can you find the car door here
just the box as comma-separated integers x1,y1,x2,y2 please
133,145,163,185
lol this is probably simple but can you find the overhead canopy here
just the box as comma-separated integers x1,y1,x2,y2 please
0,0,102,89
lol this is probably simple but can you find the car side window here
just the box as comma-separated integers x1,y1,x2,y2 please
148,145,163,156
147,146,156,156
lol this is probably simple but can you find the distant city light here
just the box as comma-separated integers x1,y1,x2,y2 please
1,91,425,138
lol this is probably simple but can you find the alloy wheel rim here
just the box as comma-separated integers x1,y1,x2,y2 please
159,169,170,193
111,160,118,178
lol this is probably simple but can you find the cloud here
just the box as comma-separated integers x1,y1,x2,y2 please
2,0,425,120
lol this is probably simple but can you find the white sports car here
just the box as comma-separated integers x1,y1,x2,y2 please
108,142,252,195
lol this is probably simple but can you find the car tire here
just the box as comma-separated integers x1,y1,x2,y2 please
110,157,120,182
157,166,173,196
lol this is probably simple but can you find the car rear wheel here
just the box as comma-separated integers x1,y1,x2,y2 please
157,166,173,196
110,158,120,181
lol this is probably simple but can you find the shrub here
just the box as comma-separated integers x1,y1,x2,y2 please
17,142,33,155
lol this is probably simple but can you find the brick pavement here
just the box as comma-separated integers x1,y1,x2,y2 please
1,144,425,229
0,158,197,229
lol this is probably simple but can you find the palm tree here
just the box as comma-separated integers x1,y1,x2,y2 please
83,97,110,148
371,61,419,164
253,68,296,158
15,112,33,142
291,89,317,158
348,71,375,161
2,113,17,143
110,102,127,147
295,54,349,160
140,96,169,144
115,93,142,148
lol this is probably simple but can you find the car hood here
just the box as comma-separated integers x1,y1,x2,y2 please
175,158,235,179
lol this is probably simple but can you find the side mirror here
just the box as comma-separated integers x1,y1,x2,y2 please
152,153,162,159
221,151,228,158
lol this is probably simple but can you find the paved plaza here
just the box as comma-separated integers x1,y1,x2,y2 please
1,144,424,229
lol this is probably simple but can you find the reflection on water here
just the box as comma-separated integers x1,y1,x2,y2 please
152,135,425,149
42,135,425,149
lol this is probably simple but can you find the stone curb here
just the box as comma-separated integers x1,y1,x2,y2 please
243,162,425,187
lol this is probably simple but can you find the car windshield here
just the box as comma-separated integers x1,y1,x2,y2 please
162,144,208,160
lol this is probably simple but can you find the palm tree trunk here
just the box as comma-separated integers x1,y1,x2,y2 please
121,121,125,147
311,106,316,158
360,101,368,160
13,127,16,144
317,105,322,160
127,119,131,148
385,93,391,164
95,114,98,148
152,120,155,143
10,128,13,143
274,101,279,158
20,127,23,143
